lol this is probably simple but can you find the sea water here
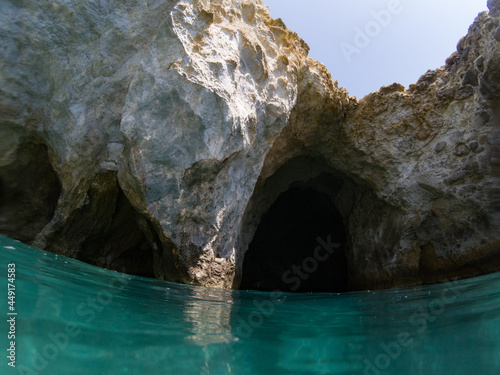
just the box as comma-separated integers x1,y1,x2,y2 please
0,235,499,375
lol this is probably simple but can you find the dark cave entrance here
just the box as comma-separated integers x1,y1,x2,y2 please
239,187,348,293
73,175,172,280
0,142,61,242
79,186,158,279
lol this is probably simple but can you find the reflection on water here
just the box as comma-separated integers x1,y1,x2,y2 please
0,235,499,375
183,285,235,346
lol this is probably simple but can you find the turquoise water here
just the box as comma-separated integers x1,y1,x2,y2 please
0,235,499,375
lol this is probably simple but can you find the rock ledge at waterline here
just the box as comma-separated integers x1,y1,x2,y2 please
1,0,499,290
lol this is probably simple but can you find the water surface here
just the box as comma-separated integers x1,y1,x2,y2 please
0,235,499,374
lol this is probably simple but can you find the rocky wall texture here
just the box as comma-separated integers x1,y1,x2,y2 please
1,0,499,290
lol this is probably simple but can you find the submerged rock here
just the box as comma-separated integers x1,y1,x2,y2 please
0,0,499,291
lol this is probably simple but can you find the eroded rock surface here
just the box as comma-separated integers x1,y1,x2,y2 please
1,0,499,290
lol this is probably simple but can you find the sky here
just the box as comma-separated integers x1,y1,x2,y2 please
263,0,489,98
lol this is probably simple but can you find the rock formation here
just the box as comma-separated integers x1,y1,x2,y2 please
1,0,499,291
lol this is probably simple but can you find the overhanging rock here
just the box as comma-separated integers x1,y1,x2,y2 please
1,0,499,290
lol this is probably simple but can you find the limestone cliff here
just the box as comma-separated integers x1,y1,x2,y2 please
0,0,498,291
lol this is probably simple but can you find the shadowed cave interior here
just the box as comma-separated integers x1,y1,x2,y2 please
0,142,61,243
0,143,161,280
239,187,349,293
77,184,158,279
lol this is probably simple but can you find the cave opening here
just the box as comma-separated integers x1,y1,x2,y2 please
239,187,348,293
0,142,61,242
78,180,160,280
